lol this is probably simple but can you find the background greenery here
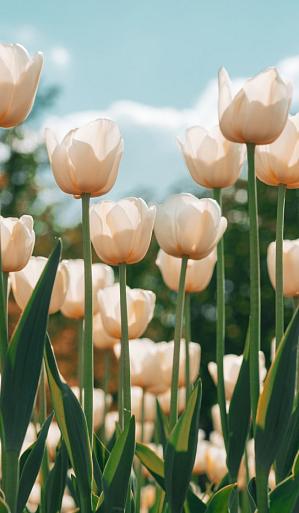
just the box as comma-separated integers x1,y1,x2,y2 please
2,89,299,433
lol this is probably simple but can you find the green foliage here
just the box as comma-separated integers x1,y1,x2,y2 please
44,441,69,513
269,453,299,513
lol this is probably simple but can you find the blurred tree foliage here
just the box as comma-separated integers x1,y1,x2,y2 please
1,89,299,432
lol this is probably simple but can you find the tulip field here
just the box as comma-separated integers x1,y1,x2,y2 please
1,42,299,513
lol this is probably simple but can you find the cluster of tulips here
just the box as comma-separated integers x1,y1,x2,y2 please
0,42,299,513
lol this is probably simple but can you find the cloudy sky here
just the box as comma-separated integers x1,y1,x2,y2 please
2,0,299,223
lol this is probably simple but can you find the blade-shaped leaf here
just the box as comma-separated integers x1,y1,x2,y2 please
135,442,165,490
102,416,135,513
255,307,299,474
0,241,61,454
227,329,251,479
44,441,69,513
17,413,53,513
275,399,299,482
0,497,10,513
205,484,237,513
269,453,299,513
164,380,202,513
44,337,92,504
247,478,257,513
156,399,169,450
184,487,206,513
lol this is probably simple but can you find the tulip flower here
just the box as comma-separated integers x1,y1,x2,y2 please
267,239,299,297
218,67,291,145
156,248,216,293
90,197,156,265
131,386,156,422
178,125,244,189
105,411,154,443
97,284,155,340
114,338,200,395
10,256,68,314
93,311,119,349
208,352,267,401
154,193,227,260
157,387,186,415
61,260,114,319
0,43,43,128
0,215,35,272
45,118,123,198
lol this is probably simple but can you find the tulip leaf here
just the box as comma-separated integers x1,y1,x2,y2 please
156,399,169,449
247,478,257,513
0,497,10,513
44,441,69,513
205,484,237,513
184,488,206,513
255,307,299,475
275,398,299,482
135,442,165,490
269,453,299,513
44,336,92,506
17,413,53,513
0,240,61,454
102,416,135,513
164,380,202,513
227,328,251,480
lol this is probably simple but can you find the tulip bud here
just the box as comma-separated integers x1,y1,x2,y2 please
93,311,119,349
0,44,43,128
154,193,227,260
255,114,299,188
61,260,114,319
0,215,35,272
178,125,244,189
45,119,123,198
114,338,200,394
267,239,299,297
105,411,154,442
156,248,216,293
208,352,267,400
218,67,292,145
10,256,68,314
157,387,186,415
90,197,156,265
97,285,155,339
206,444,227,484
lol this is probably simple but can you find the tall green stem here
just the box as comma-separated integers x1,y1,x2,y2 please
119,263,131,428
135,388,145,513
39,363,49,486
275,184,286,350
0,264,8,370
102,350,111,441
247,143,261,429
256,467,269,513
2,450,19,513
170,256,188,429
184,293,191,404
81,194,93,444
78,319,84,406
213,187,228,450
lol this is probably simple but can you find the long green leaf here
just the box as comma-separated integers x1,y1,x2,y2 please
205,484,237,513
227,329,251,479
269,453,299,513
17,413,53,513
275,399,299,482
135,442,165,490
255,307,299,474
102,416,135,513
44,441,69,513
164,380,202,513
44,337,92,506
156,399,169,450
184,488,206,513
0,240,61,454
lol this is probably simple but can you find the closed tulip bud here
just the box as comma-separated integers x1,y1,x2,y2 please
105,411,154,442
0,44,43,128
90,197,156,265
157,387,186,415
131,386,156,422
114,338,200,394
154,193,227,260
218,67,291,145
267,239,299,297
156,248,216,293
211,403,229,434
61,260,114,319
193,431,210,475
45,119,123,198
0,215,35,272
256,115,299,188
178,125,244,189
93,311,119,349
205,444,227,484
10,257,68,314
98,284,155,339
208,353,267,401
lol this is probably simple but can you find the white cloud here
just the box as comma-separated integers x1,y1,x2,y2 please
49,46,71,67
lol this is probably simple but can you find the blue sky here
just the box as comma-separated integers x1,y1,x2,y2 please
2,1,299,224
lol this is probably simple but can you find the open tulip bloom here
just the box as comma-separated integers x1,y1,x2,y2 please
1,42,299,513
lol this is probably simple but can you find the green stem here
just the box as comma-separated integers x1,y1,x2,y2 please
0,265,8,371
213,187,229,450
118,350,123,430
247,143,261,430
184,293,191,405
256,467,269,513
2,450,19,513
275,184,286,350
78,319,84,406
39,363,49,485
81,194,93,445
169,256,188,429
119,263,131,428
102,350,110,441
135,389,145,513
